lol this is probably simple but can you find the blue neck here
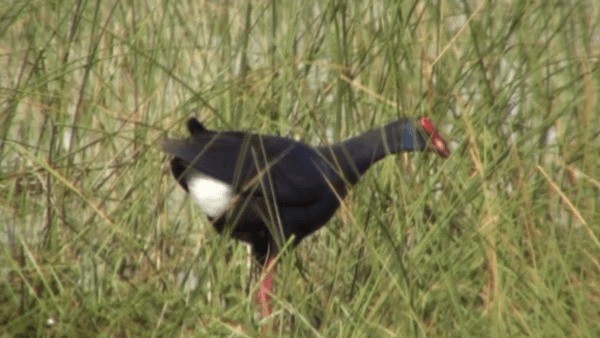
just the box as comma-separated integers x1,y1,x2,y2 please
317,119,426,186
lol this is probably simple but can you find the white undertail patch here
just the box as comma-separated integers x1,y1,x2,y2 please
186,170,234,219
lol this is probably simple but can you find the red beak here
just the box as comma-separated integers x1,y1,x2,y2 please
418,117,451,158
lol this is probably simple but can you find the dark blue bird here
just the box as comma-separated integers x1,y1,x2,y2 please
162,117,449,317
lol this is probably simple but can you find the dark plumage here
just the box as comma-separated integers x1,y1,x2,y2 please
161,116,449,317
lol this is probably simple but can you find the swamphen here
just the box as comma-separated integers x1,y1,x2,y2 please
162,117,449,318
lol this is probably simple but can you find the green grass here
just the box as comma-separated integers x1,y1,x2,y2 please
1,0,599,336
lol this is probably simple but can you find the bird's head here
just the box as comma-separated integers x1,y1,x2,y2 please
417,117,450,158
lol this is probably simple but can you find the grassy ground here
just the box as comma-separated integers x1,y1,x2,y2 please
1,1,599,336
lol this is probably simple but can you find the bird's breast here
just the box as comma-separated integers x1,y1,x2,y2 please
186,170,234,219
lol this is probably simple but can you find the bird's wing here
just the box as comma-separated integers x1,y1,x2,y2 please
161,132,328,207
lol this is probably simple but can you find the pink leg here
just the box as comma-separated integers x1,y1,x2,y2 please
257,255,276,318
